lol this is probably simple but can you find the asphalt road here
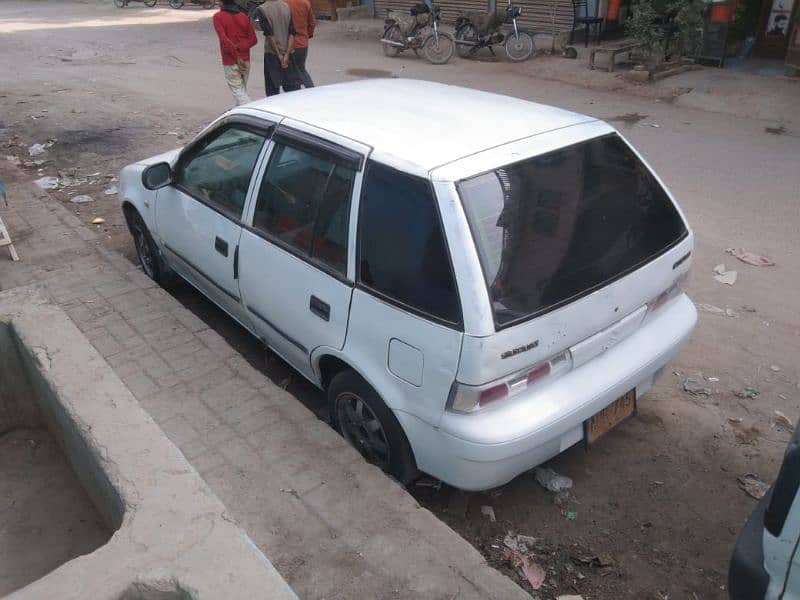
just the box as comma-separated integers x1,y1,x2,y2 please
1,1,799,598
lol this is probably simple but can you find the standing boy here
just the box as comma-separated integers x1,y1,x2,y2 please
257,0,300,96
285,0,315,88
213,0,257,106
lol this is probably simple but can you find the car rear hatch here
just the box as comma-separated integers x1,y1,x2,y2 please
446,129,692,409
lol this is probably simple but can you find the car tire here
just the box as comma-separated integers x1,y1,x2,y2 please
328,369,418,485
127,209,168,285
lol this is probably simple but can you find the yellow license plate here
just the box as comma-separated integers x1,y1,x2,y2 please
585,390,636,445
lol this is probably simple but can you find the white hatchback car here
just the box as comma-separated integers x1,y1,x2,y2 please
120,79,696,491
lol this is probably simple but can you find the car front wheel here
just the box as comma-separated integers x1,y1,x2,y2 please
128,209,165,284
328,369,418,485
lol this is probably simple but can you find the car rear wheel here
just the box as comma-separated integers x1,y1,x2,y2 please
328,369,418,485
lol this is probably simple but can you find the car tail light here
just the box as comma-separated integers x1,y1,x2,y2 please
447,351,572,413
648,271,689,314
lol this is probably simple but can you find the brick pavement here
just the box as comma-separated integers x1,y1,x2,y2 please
0,166,528,600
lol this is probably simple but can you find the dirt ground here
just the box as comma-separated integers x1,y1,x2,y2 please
0,429,109,596
1,2,799,598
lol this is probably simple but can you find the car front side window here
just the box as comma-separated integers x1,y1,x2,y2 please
251,142,355,275
175,125,267,220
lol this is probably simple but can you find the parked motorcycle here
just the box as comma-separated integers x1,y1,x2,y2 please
169,0,215,8
114,0,158,7
381,3,455,65
454,0,534,62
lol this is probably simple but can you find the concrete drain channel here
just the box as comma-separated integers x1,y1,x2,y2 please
0,288,295,600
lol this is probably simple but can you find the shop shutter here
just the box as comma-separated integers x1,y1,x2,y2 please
513,0,575,38
374,0,490,25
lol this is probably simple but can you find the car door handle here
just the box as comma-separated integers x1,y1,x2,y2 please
309,295,330,321
214,236,228,257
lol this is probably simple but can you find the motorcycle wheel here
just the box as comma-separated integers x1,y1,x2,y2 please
382,25,404,58
422,32,455,65
455,24,478,58
505,30,534,62
169,0,184,7
113,0,127,7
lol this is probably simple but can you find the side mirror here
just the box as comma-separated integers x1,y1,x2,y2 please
142,162,172,190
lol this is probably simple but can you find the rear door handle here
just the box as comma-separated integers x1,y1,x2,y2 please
309,295,330,321
214,236,228,257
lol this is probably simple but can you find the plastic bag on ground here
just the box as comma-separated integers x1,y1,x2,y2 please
534,466,573,493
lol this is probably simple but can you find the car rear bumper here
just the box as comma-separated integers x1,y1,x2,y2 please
729,487,771,600
398,294,697,491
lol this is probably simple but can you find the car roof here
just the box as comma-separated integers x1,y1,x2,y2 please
242,79,598,177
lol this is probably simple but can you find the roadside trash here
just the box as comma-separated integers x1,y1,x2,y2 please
697,303,737,318
713,264,738,285
770,365,781,372
557,595,585,600
738,473,769,500
5,155,20,166
480,505,497,522
534,466,573,493
765,124,786,135
503,532,537,554
104,185,118,196
641,122,661,128
708,377,720,382
734,386,759,399
683,378,712,396
742,305,757,313
28,144,46,156
91,217,105,225
725,248,775,267
415,477,442,491
504,547,545,590
69,195,93,204
571,550,614,568
562,509,578,520
774,411,794,432
34,176,59,190
554,490,573,507
728,417,743,424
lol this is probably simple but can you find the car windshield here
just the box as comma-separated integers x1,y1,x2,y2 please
457,134,687,328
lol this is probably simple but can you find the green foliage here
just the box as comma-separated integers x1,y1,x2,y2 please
625,0,706,65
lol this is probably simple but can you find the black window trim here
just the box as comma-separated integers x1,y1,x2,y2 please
245,134,361,286
171,116,276,225
273,126,363,172
355,160,464,332
455,133,689,331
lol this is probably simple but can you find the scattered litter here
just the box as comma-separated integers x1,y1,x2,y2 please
725,248,775,267
415,477,442,491
557,596,585,600
34,176,59,190
480,505,497,522
713,264,738,285
742,305,757,313
5,155,20,166
504,548,545,590
738,473,769,500
534,466,573,493
770,365,781,372
503,532,537,554
104,185,118,196
69,194,93,204
683,378,712,396
553,490,573,507
697,303,738,318
91,217,105,225
728,417,743,424
562,509,578,521
708,377,720,382
641,122,661,128
765,124,786,135
652,480,664,486
734,386,760,399
27,139,55,156
774,411,794,432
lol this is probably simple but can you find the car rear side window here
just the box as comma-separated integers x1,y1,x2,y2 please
358,162,461,326
252,143,355,275
175,125,267,220
458,134,687,327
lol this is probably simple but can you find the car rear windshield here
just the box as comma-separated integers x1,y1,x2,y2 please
457,134,687,328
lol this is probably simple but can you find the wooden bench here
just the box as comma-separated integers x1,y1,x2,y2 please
589,40,643,72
